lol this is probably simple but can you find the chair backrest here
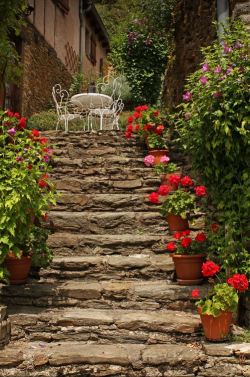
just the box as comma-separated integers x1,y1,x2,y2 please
97,76,122,102
52,84,70,116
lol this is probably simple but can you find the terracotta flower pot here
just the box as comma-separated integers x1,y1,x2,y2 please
198,307,233,341
166,213,189,232
172,254,205,285
148,149,169,164
5,255,32,284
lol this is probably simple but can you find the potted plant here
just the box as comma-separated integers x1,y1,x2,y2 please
148,175,207,231
192,261,249,341
144,153,180,182
166,230,207,285
0,110,57,283
124,105,169,162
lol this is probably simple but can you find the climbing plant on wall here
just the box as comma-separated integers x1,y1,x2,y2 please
177,21,250,275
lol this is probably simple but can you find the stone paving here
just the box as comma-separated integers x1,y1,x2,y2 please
0,131,249,376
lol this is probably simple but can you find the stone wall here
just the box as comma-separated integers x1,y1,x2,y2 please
20,22,72,117
0,305,11,349
162,0,217,109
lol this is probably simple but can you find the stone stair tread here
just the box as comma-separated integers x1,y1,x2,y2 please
0,341,205,369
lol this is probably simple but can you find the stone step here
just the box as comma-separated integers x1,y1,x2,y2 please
0,279,208,311
39,254,174,280
55,192,159,212
52,155,146,169
53,145,145,159
53,175,160,194
9,307,201,343
47,232,168,256
1,339,248,377
49,210,165,234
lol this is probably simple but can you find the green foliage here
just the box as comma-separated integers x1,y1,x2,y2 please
147,132,167,150
96,0,176,105
0,0,27,100
160,189,197,219
69,72,86,96
154,162,177,175
177,21,250,275
197,283,239,317
0,110,57,277
28,110,58,131
28,225,53,268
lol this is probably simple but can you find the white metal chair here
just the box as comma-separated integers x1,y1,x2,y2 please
88,77,124,130
52,84,87,132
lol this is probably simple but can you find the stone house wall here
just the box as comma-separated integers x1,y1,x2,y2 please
20,22,72,117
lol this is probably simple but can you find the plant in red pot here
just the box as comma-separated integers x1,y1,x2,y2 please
0,110,57,283
148,175,207,232
166,230,207,285
124,105,169,161
192,263,249,341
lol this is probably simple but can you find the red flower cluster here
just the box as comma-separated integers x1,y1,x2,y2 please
158,185,171,196
174,229,190,239
181,237,192,248
227,274,248,292
195,232,206,242
201,261,220,277
148,192,159,204
180,176,194,187
38,173,49,189
195,186,207,197
168,174,180,187
166,242,177,252
191,288,200,298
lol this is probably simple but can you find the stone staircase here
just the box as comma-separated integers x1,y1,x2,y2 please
0,131,249,377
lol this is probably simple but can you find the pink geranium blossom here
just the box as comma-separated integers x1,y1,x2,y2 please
200,76,208,85
144,154,155,167
160,155,170,163
202,63,210,72
183,91,192,102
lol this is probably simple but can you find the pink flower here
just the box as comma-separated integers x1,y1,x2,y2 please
223,43,232,54
183,91,192,102
200,76,208,85
214,66,222,74
7,128,16,136
160,155,170,163
226,66,233,75
43,155,50,163
202,63,210,72
144,155,155,167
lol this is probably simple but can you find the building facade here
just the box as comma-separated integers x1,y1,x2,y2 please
6,0,109,116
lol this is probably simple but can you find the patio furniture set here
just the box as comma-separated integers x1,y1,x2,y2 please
52,77,124,132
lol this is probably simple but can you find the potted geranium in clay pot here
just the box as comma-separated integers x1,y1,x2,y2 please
148,174,207,232
166,230,207,285
124,105,169,161
192,262,249,341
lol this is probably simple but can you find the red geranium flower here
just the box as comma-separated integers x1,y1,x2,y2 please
126,124,133,132
180,176,194,187
133,112,140,119
173,232,182,240
18,117,27,129
145,124,153,132
125,131,132,139
38,179,47,188
39,137,48,144
195,232,206,242
166,242,177,252
31,129,40,138
148,192,159,204
181,237,192,248
155,125,164,135
134,124,140,132
6,110,14,117
168,174,180,187
227,274,249,292
158,185,171,196
195,186,207,197
141,105,148,111
211,223,219,233
135,105,143,112
127,116,134,123
201,261,220,277
153,110,159,117
191,288,200,298
182,229,191,236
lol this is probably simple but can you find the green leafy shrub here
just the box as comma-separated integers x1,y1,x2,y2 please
28,110,84,131
177,21,250,275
